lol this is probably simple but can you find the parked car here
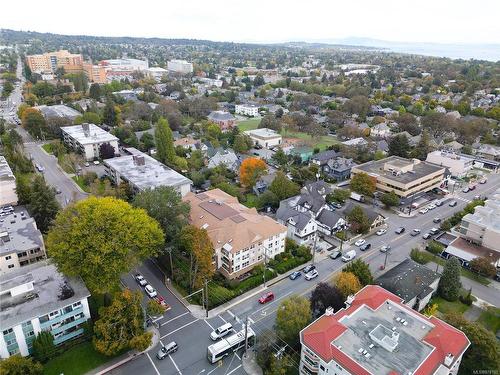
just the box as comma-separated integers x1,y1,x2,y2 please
210,323,233,341
479,178,487,184
410,229,421,236
429,228,440,235
423,233,432,240
1,206,14,213
289,271,301,280
135,273,148,286
376,228,387,236
395,227,405,234
433,218,441,223
341,250,356,262
84,162,90,167
449,201,458,207
462,187,470,193
359,243,371,251
154,295,168,308
35,164,44,172
380,245,391,253
469,185,476,191
331,202,342,209
305,269,319,280
93,160,100,165
427,204,436,210
354,239,366,247
435,200,444,207
419,208,428,214
258,292,274,304
329,250,342,259
157,342,178,359
303,264,316,274
144,284,157,298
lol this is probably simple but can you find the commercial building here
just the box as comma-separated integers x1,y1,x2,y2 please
167,60,193,74
35,104,81,122
235,104,259,117
146,67,168,81
0,209,46,275
26,50,84,74
244,128,282,148
99,58,148,74
0,156,18,206
183,189,287,279
299,285,469,375
0,260,91,358
351,156,446,198
61,124,119,161
104,148,192,196
83,62,107,84
425,151,474,178
207,111,236,131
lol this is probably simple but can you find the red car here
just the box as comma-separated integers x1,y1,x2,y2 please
258,292,274,304
154,295,171,311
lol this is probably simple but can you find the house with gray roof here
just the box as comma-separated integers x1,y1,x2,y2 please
34,104,81,121
276,197,317,245
207,111,236,131
207,149,239,172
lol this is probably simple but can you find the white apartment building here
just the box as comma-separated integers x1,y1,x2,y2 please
235,104,259,117
61,123,119,161
167,59,193,74
0,260,91,358
426,151,474,178
244,128,282,148
0,156,18,206
146,67,168,81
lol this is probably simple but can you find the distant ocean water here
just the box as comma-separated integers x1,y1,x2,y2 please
385,44,500,62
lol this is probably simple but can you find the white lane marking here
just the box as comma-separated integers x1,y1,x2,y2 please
161,311,190,326
207,366,220,375
146,352,161,375
169,354,182,374
160,319,199,339
234,352,241,360
204,319,215,330
227,310,241,324
219,315,227,323
227,364,243,375
153,316,164,322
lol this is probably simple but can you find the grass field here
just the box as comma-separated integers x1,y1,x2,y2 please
432,296,470,315
42,143,54,154
478,306,500,332
237,118,260,131
72,176,90,192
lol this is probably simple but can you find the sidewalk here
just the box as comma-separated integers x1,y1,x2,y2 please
242,350,263,375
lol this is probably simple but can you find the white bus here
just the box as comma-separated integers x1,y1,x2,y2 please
207,327,255,364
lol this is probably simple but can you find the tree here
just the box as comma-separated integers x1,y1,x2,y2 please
103,99,119,126
326,189,350,204
0,355,43,375
411,130,431,160
259,114,282,132
239,157,267,188
21,108,47,139
333,272,362,298
444,313,500,374
47,196,164,294
154,117,175,165
269,171,300,201
93,289,152,355
271,148,288,168
437,257,462,301
350,172,376,197
380,191,400,208
32,331,55,363
89,83,102,100
275,295,311,346
469,257,496,278
388,134,410,158
310,283,344,319
28,175,60,233
99,142,115,159
147,299,166,317
343,259,373,286
343,95,370,120
347,205,370,234
233,134,252,153
179,225,215,291
133,186,190,245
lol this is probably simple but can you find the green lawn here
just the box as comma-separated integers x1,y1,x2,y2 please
43,341,111,375
72,176,90,192
42,143,54,154
243,193,259,208
432,257,490,286
478,306,500,332
432,296,470,315
237,118,260,131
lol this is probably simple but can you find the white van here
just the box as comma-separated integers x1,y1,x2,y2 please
210,323,233,341
341,250,356,262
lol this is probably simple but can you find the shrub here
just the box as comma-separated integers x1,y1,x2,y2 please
426,240,444,255
459,289,474,306
410,248,433,264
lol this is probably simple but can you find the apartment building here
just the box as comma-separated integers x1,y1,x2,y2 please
207,111,236,131
167,59,193,74
61,123,119,161
26,50,84,74
104,148,192,196
183,189,287,279
0,156,18,206
83,62,107,84
146,67,168,81
0,260,91,358
0,209,46,275
425,151,474,178
351,156,446,198
299,285,469,375
244,128,282,148
235,104,259,117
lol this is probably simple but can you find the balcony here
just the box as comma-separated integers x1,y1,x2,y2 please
39,306,84,330
53,328,84,346
50,316,88,336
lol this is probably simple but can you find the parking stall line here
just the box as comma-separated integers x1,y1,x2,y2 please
146,352,161,375
160,319,199,339
218,315,227,323
227,364,243,375
204,319,215,330
169,354,183,374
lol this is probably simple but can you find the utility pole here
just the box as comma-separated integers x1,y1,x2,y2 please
244,315,249,356
204,279,209,318
311,233,318,265
383,249,390,269
167,247,174,282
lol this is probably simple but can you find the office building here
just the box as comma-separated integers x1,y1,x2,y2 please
26,50,84,74
0,156,17,206
425,151,474,178
167,59,193,74
61,124,119,161
244,128,282,148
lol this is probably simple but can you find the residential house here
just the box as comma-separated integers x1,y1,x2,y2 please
207,149,240,172
310,150,338,169
207,111,236,131
323,157,357,181
174,137,200,151
341,137,368,147
474,143,500,161
343,201,386,231
34,104,81,122
370,122,392,138
276,200,317,245
442,141,464,153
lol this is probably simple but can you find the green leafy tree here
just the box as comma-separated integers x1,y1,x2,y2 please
275,295,311,346
147,299,165,317
28,175,60,233
257,190,279,208
103,99,119,126
233,134,252,153
269,171,300,201
388,134,410,157
350,172,376,197
0,355,43,375
89,83,102,100
271,148,288,168
326,189,350,204
32,331,55,363
437,257,462,301
347,205,370,234
154,117,175,165
411,130,432,160
47,196,164,294
343,259,373,286
469,257,496,277
380,191,400,208
21,108,47,139
427,241,444,255
93,289,152,355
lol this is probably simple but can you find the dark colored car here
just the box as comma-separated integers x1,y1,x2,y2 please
329,250,342,259
303,264,316,274
395,227,405,234
359,243,371,251
433,218,441,223
289,271,301,280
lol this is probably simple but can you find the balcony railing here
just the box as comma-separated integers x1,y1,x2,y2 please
39,306,84,329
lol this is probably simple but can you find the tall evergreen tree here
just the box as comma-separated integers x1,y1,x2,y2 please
438,257,462,301
388,133,410,157
89,83,102,101
103,98,118,126
411,130,432,160
154,117,175,165
28,175,60,233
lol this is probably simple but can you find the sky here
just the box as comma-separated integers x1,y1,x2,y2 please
1,0,499,45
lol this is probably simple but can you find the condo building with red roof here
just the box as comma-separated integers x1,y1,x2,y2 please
299,285,469,375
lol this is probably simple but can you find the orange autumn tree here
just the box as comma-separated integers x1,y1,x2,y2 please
239,157,267,188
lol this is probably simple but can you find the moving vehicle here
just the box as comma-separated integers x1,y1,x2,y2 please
479,178,487,184
303,264,316,274
157,342,178,359
359,243,371,251
84,162,90,167
449,201,458,207
35,164,44,172
423,233,432,240
473,195,481,200
144,284,157,298
376,228,387,236
207,328,255,364
341,250,356,262
380,245,391,253
462,187,470,193
429,228,440,235
433,218,441,223
305,269,319,280
427,204,436,210
410,229,421,236
55,187,62,194
210,323,233,341
435,200,444,207
395,227,405,234
330,202,343,209
135,273,148,286
469,184,476,191
354,239,366,247
329,250,342,259
289,271,301,280
93,160,100,165
419,208,428,214
258,292,274,304
350,192,365,202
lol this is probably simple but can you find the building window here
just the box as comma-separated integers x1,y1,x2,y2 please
5,255,11,260
8,264,15,269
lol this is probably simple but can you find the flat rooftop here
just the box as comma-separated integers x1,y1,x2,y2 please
244,128,282,139
35,104,81,119
0,210,43,256
0,156,15,181
447,237,500,263
0,260,90,329
354,156,444,184
104,149,191,191
61,124,118,145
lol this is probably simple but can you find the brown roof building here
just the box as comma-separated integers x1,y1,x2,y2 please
183,189,287,279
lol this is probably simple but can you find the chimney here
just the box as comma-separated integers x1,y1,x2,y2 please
345,295,355,307
0,231,10,243
133,155,145,166
325,307,334,316
82,123,90,137
444,353,454,367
